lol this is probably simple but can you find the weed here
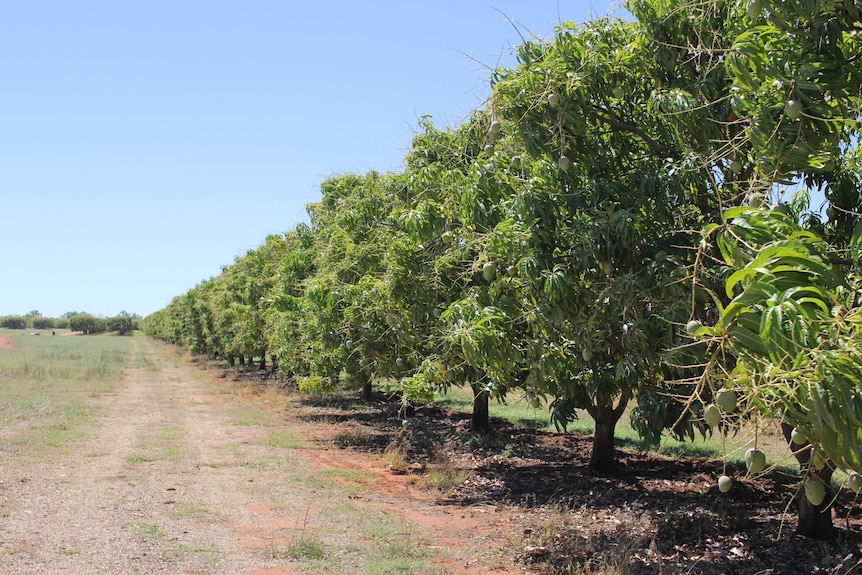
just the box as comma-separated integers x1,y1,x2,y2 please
160,446,185,461
269,507,327,561
175,542,220,568
296,375,334,395
158,425,184,441
267,428,311,449
126,454,158,464
172,503,226,523
287,536,326,560
361,517,429,574
132,522,164,540
423,459,470,493
383,437,409,474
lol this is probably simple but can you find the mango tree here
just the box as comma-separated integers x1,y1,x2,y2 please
177,282,215,354
107,312,136,335
1,316,27,329
396,113,531,432
264,223,317,380
215,235,287,370
686,0,862,537
300,171,406,399
694,201,861,536
69,314,107,334
488,4,744,470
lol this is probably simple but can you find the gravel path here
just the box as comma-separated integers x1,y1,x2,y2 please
0,338,521,575
0,339,291,574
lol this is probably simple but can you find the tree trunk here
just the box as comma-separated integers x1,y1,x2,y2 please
361,380,373,401
586,395,629,473
470,382,490,433
781,423,835,538
258,353,266,371
797,474,835,538
227,354,235,367
270,355,278,374
239,355,246,366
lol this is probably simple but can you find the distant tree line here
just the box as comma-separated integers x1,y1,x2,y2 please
0,310,140,335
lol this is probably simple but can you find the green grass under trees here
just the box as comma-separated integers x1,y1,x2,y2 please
433,384,803,475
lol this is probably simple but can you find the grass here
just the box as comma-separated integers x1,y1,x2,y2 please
158,425,184,441
433,385,554,430
432,384,802,474
320,467,374,497
0,330,133,460
0,333,442,573
132,521,164,540
126,440,185,465
232,407,273,427
126,454,158,464
266,428,313,449
321,467,374,484
172,503,227,523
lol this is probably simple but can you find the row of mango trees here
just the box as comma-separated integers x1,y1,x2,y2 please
144,0,862,537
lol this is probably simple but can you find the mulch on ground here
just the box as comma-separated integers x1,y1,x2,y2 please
287,388,862,575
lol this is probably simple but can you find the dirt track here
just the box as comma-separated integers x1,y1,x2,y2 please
0,338,521,574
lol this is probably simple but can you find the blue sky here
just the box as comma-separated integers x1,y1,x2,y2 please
1,1,619,319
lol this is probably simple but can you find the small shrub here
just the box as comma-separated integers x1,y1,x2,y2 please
297,375,334,395
383,436,410,474
287,536,326,560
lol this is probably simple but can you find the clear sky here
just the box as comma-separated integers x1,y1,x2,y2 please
1,1,619,319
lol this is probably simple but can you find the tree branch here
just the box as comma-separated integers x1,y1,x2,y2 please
591,104,673,159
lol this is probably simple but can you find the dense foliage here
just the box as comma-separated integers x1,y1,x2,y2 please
1,316,28,330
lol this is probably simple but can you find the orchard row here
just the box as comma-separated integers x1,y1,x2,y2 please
144,0,862,537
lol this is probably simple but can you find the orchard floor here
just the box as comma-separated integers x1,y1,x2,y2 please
1,338,861,574
216,357,862,575
240,375,862,575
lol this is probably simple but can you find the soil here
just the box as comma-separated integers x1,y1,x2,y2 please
1,338,861,574
0,340,523,575
285,391,862,575
0,334,14,349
